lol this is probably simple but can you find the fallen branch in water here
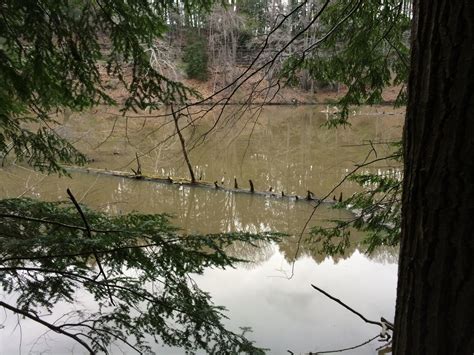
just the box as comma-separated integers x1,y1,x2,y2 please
65,166,344,207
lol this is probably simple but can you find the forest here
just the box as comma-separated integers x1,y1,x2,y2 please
0,1,473,354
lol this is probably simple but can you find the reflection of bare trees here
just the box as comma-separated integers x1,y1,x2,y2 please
1,162,399,268
4,106,402,269
222,239,275,269
368,246,399,265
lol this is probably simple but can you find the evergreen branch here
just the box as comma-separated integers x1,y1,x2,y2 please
0,300,97,355
0,263,262,352
58,322,143,354
0,213,119,233
66,188,115,306
0,232,269,264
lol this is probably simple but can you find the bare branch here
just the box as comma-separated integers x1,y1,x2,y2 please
311,284,383,328
171,105,196,183
314,334,380,354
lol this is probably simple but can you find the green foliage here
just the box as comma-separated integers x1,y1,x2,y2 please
0,0,207,174
183,33,209,81
0,197,280,353
281,0,411,124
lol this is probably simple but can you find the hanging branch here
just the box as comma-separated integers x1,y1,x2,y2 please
311,284,394,331
171,105,196,183
0,300,96,354
66,188,115,306
308,284,393,354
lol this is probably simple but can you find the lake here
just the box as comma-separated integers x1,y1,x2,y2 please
0,105,404,354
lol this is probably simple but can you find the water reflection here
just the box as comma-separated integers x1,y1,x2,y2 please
0,106,403,353
0,168,398,267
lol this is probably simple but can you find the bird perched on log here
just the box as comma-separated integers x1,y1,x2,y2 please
306,190,314,200
214,181,219,189
249,180,255,193
338,192,343,202
269,186,273,192
234,177,238,189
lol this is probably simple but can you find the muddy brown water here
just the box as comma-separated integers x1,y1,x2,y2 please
0,105,403,354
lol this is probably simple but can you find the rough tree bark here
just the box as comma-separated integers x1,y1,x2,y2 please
394,1,474,354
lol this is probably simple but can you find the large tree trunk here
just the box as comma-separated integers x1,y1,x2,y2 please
394,1,474,354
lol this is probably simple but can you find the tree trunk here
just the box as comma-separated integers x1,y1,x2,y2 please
394,1,474,354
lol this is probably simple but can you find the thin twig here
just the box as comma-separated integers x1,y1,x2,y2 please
314,334,380,354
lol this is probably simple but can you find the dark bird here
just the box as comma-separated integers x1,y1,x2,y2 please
167,176,173,183
234,177,238,189
338,192,343,202
282,191,285,197
249,179,255,193
332,195,337,202
269,186,273,192
214,181,219,189
306,190,314,200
